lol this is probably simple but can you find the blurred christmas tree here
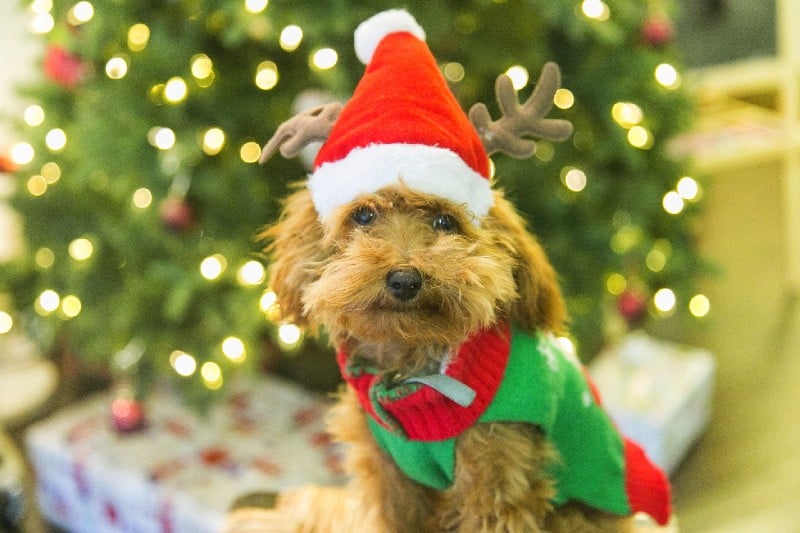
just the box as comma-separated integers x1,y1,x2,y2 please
0,0,707,401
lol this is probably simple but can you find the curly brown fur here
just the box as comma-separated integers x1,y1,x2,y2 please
261,184,631,532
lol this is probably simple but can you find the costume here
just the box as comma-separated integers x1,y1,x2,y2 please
338,324,671,525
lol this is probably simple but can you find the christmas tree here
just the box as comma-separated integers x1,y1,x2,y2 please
1,0,706,401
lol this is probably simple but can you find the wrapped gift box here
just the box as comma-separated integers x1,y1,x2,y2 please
590,331,716,475
25,376,345,533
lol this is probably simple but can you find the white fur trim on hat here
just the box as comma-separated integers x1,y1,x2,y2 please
308,143,493,224
354,9,426,65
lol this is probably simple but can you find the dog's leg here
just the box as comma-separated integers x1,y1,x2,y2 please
327,387,439,532
436,423,556,532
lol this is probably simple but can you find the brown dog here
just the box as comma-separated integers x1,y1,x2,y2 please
230,9,672,533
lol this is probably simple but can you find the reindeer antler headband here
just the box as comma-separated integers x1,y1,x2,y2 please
260,9,573,223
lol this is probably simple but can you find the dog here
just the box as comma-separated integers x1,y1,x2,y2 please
226,9,672,533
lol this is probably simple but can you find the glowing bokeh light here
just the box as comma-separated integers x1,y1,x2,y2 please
238,260,266,285
653,288,676,315
505,65,529,90
279,25,303,51
311,48,338,70
106,56,129,79
554,88,574,110
689,294,711,317
222,336,246,363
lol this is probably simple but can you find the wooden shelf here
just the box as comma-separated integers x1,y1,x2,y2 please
676,0,800,294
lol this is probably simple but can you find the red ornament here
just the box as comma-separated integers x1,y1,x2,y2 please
642,16,674,46
159,196,195,233
110,396,147,433
618,289,648,324
0,154,18,173
43,45,88,89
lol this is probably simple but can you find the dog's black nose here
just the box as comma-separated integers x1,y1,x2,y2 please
386,268,423,301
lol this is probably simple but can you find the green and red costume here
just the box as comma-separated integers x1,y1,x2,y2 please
338,323,671,525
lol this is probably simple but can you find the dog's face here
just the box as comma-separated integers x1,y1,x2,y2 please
264,183,565,359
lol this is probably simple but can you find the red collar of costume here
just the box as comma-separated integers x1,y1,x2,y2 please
337,323,511,442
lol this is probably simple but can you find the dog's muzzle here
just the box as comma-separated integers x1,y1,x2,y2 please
385,268,422,301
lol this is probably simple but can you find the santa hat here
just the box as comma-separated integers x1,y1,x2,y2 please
308,9,493,223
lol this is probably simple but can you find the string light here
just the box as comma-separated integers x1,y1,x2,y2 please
24,105,45,126
61,295,82,318
627,126,653,149
67,1,94,25
201,127,226,155
41,162,61,183
170,350,197,376
610,224,642,254
68,237,93,260
30,0,53,13
200,254,227,280
201,361,223,389
505,65,529,90
10,142,35,165
654,63,680,89
553,88,574,109
105,56,129,79
128,23,150,52
646,240,672,273
259,289,277,311
662,191,684,214
676,176,701,201
534,141,554,162
240,141,261,163
255,61,278,90
443,62,465,83
148,127,176,150
582,0,610,21
221,336,246,363
35,248,55,268
27,175,47,196
689,294,710,317
611,102,643,128
237,260,265,285
36,289,60,315
191,54,214,80
279,25,303,51
278,323,302,348
244,0,268,14
0,312,13,334
45,128,67,151
605,273,627,295
132,187,153,209
562,167,587,192
653,288,676,316
310,48,338,71
163,77,188,104
29,12,55,34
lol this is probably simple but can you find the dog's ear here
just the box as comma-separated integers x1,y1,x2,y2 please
260,185,326,328
488,192,567,334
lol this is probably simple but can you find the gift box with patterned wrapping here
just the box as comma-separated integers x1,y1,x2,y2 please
590,331,716,476
25,376,345,533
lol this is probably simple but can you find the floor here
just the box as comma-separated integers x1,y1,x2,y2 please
669,157,800,532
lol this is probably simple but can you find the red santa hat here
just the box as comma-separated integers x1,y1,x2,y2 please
308,9,493,223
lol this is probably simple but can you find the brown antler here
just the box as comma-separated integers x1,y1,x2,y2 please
259,102,343,164
469,62,573,158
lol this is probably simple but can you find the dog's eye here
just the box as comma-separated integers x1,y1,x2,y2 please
352,205,377,226
432,213,458,233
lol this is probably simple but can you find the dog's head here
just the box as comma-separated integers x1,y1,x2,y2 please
260,11,571,356
263,184,565,348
